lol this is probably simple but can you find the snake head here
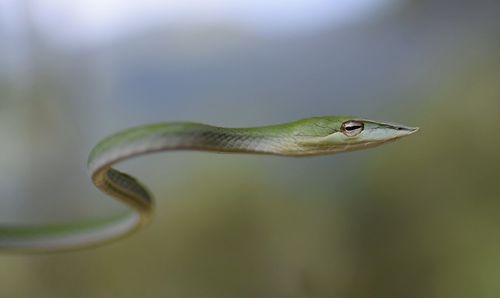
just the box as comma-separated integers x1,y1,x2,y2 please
295,116,419,155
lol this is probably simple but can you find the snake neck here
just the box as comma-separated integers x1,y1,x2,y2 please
195,126,301,155
88,122,302,175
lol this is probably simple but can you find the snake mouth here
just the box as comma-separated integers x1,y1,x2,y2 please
359,120,419,138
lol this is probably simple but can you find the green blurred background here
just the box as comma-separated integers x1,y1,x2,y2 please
1,0,499,297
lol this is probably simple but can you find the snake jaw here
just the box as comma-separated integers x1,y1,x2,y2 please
360,120,419,140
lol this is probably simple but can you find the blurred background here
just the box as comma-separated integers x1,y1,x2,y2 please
1,0,499,297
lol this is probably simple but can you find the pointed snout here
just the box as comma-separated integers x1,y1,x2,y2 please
387,124,419,138
390,124,419,136
360,120,419,141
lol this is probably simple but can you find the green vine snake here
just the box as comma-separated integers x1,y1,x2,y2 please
0,116,418,252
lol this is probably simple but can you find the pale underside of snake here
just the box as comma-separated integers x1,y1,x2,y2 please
0,116,418,252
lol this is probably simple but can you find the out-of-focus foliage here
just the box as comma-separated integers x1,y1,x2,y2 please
1,0,500,297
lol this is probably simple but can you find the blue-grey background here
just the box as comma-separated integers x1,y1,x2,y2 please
1,0,499,297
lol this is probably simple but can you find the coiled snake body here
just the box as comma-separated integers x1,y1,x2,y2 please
0,116,418,252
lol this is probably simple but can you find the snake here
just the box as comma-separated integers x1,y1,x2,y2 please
0,116,418,252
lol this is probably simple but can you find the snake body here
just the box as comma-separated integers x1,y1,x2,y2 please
0,116,418,252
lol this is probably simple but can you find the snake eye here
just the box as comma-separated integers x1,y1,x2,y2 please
341,121,364,137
